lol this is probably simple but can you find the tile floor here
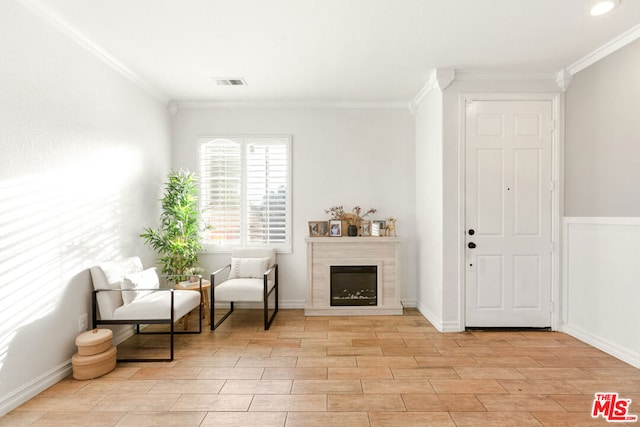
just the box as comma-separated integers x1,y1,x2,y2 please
2,308,640,426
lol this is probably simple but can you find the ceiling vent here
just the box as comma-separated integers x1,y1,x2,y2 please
213,77,247,86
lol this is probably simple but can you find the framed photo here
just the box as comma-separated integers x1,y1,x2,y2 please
372,220,386,237
308,221,329,237
329,219,342,237
361,221,371,237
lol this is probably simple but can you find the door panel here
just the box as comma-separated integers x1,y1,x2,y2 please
465,100,552,327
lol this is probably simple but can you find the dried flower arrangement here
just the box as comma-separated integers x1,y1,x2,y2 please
324,205,377,227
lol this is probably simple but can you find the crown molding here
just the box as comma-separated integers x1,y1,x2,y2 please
18,0,170,105
567,23,640,75
409,68,455,114
175,100,409,110
454,70,558,81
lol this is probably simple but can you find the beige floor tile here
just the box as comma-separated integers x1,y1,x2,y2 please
517,367,595,380
392,367,459,379
476,394,566,412
498,379,581,394
328,367,393,379
30,411,125,426
415,356,480,368
531,411,615,426
8,309,635,427
296,356,357,367
362,379,434,394
292,379,362,394
369,411,456,427
236,356,297,368
94,394,180,412
327,393,406,411
454,367,526,380
550,394,599,412
219,379,292,394
198,367,264,379
327,346,383,356
429,379,508,394
115,411,205,426
171,394,252,411
16,395,106,412
0,411,44,426
147,379,224,394
473,356,541,368
130,367,203,380
356,356,418,368
201,412,286,427
285,412,370,426
402,393,485,412
79,379,157,395
250,394,327,412
271,347,327,357
263,367,328,380
450,411,543,426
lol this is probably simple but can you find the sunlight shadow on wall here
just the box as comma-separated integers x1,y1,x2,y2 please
0,148,141,375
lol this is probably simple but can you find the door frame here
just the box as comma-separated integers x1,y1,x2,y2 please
458,93,563,331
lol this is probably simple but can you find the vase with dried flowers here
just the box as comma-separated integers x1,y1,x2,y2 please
324,205,377,236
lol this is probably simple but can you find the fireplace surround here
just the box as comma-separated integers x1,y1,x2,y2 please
305,237,402,315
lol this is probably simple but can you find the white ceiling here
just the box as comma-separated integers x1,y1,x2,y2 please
27,0,640,105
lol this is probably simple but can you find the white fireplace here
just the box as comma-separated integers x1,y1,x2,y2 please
305,237,403,315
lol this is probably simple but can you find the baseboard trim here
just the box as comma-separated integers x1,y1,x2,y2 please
415,301,463,332
0,360,72,417
561,323,640,369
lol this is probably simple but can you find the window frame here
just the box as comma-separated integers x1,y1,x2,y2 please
198,135,292,254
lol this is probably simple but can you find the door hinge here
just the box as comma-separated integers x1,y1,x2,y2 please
550,119,556,131
549,180,556,192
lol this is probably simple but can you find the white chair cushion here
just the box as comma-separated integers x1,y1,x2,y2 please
228,257,270,279
113,289,200,321
90,257,143,320
122,267,159,305
214,278,275,302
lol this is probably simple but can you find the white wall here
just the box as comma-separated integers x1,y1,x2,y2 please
414,88,444,327
562,38,640,367
171,107,416,306
562,218,640,368
0,1,171,414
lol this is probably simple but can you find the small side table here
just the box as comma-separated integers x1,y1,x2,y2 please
176,279,211,329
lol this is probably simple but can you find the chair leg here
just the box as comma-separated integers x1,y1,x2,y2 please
212,302,234,330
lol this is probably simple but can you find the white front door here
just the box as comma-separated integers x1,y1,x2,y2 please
465,99,553,327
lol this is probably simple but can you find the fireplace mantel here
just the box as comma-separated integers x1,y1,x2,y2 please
305,237,403,316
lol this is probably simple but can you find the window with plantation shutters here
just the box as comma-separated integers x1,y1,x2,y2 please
199,136,291,252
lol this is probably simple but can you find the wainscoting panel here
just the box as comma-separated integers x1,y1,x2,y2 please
562,217,640,368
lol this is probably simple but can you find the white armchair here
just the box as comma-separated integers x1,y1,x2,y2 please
90,257,202,362
210,248,279,330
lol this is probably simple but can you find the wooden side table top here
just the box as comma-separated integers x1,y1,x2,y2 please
175,279,211,291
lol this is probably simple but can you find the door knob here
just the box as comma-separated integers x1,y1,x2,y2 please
468,242,476,249
468,229,475,235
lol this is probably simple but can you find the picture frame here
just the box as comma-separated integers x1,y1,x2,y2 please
329,219,342,237
308,221,329,237
371,220,386,237
361,221,371,237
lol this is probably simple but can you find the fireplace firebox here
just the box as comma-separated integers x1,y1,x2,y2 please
330,265,377,306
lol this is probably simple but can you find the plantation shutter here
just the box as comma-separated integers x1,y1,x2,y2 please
199,136,291,252
246,139,288,245
199,139,242,246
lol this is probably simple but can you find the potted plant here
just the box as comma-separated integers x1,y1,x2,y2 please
141,170,206,280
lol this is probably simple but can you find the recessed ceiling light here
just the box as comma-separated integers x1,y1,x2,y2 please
590,0,621,16
212,77,247,86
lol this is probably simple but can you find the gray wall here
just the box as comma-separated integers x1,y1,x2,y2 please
565,38,640,217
